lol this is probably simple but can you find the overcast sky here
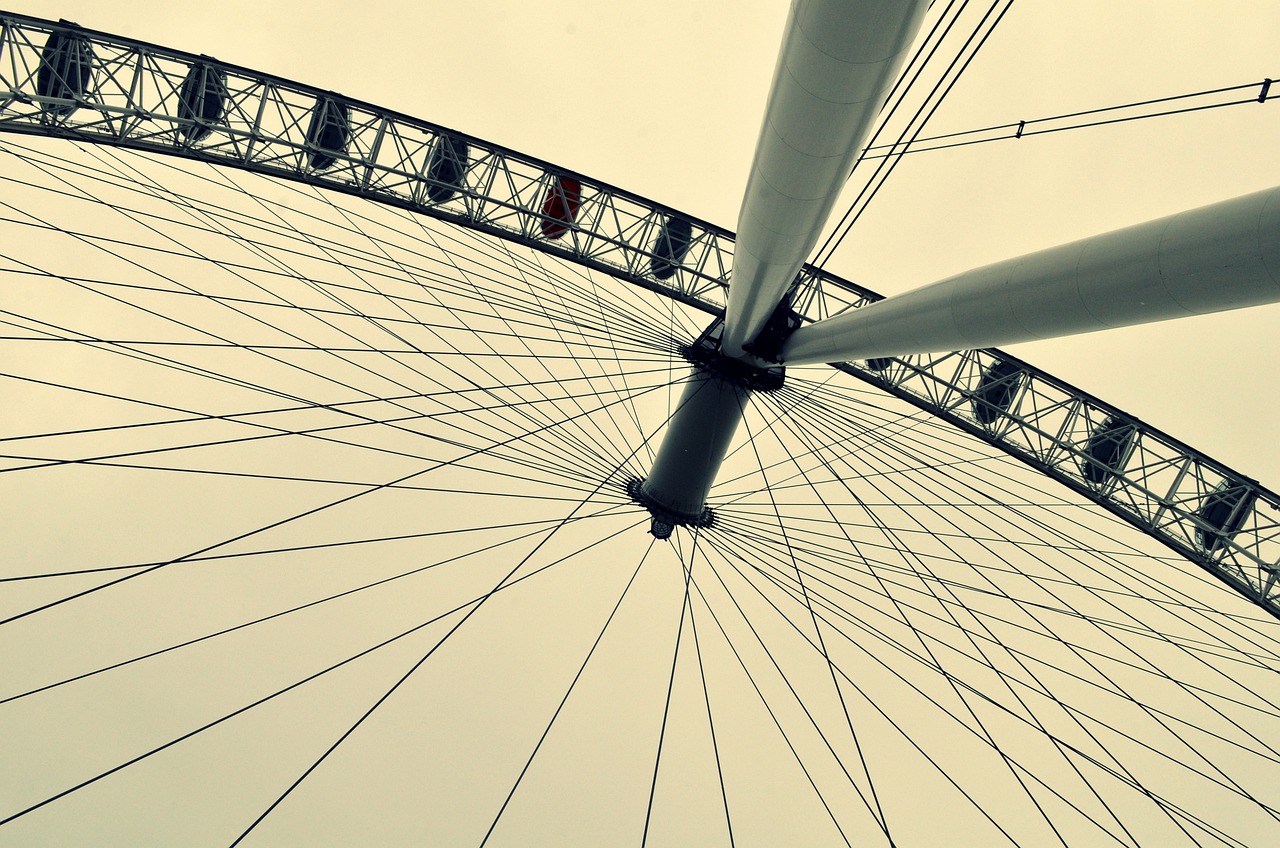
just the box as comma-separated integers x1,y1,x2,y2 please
3,2,1279,845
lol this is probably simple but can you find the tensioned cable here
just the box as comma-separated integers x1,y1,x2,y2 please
711,445,1228,645
701,522,1131,842
0,162,680,499
685,542,736,847
695,527,1244,845
514,243,657,474
640,558,692,848
226,369,682,844
711,380,1193,589
764,371,1280,648
5,140,686,458
82,146,648,495
711,394,1280,835
383,202,652,486
0,502,639,587
15,135,675,422
753,397,1146,845
0,338,659,497
164,144,684,355
302,179,658,467
18,134,671,348
752,379,1280,717
2,139,691,491
0,230,557,480
677,426,922,841
0,370,658,449
683,564,858,846
801,0,976,282
762,379,1280,676
5,74,1274,845
747,389,1280,824
704,506,1280,741
819,0,975,258
0,504,633,705
694,529,1108,844
736,409,896,841
812,0,1016,269
0,142,711,545
4,150,466,413
0,373,676,629
185,163,645,489
546,242,667,462
748,400,1081,844
1,513,647,828
699,486,1271,845
479,537,655,845
860,76,1278,159
701,379,1249,637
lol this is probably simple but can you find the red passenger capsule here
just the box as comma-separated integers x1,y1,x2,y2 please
539,176,581,239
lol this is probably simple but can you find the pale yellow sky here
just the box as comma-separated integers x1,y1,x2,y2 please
1,2,1279,846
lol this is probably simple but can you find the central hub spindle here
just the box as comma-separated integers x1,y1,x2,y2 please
632,315,790,538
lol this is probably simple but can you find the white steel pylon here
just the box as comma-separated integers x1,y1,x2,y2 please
720,0,931,358
637,0,1280,534
637,0,930,531
780,185,1280,365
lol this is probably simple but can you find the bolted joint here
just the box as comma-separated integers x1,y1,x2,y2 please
741,293,803,364
627,479,714,540
681,315,787,391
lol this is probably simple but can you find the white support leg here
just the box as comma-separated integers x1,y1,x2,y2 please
779,186,1280,365
721,0,930,358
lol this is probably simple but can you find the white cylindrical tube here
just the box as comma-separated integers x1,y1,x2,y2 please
722,0,930,358
780,185,1280,365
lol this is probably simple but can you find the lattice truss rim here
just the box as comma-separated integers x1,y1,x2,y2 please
1,11,1276,614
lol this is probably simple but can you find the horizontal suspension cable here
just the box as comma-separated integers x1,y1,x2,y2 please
861,75,1277,159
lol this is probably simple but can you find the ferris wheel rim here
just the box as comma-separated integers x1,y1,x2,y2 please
1,6,1279,846
0,11,1275,614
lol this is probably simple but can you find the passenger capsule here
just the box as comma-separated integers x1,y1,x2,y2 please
972,360,1023,425
539,176,582,239
424,135,470,203
650,216,692,280
177,63,227,143
1079,415,1134,486
1195,481,1253,554
37,25,95,118
306,97,350,170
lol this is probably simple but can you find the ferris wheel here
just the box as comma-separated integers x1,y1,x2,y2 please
1,2,1278,846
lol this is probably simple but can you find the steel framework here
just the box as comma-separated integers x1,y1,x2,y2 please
2,11,1276,614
